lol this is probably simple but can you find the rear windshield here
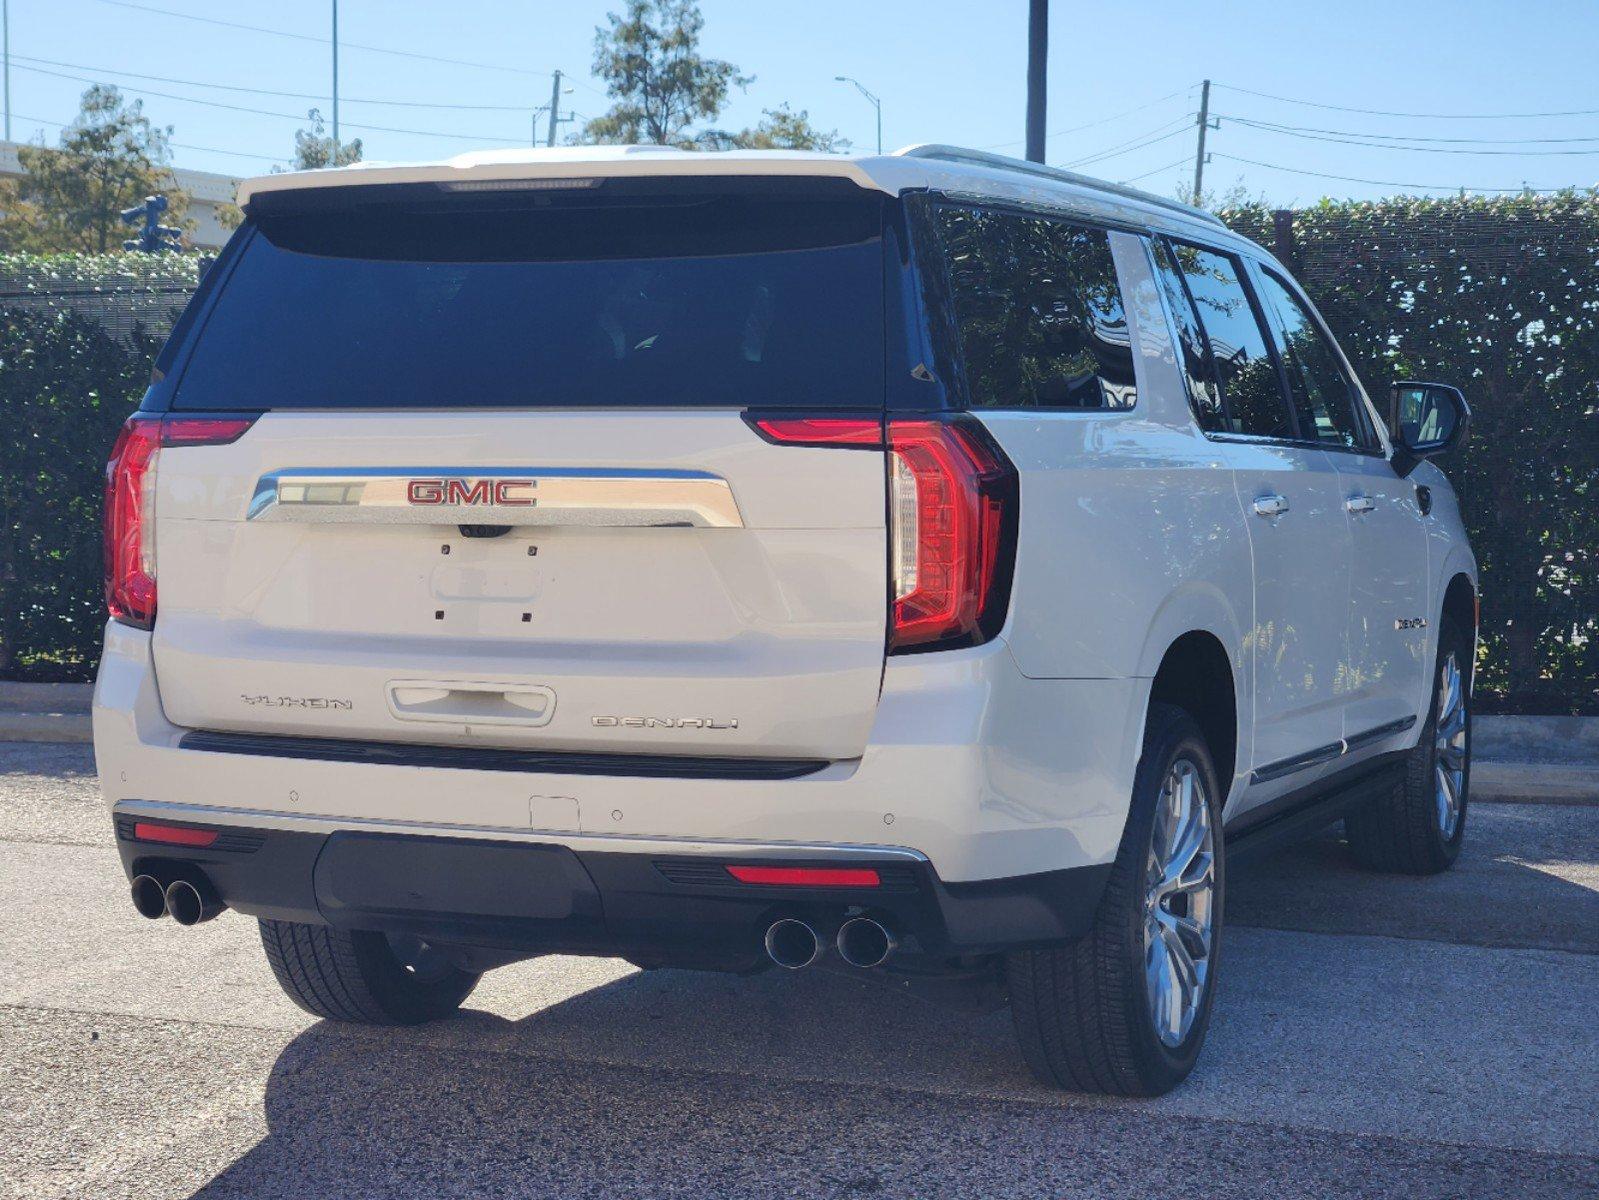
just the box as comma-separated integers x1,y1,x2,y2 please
173,190,885,410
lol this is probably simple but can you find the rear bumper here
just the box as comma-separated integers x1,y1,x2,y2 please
95,619,1146,886
114,808,1112,968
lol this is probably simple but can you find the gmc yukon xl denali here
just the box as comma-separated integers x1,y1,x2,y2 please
97,145,1477,1095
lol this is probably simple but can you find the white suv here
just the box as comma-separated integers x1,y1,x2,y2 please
96,145,1477,1095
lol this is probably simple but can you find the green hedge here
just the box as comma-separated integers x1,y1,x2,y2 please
0,253,196,680
2,203,1596,713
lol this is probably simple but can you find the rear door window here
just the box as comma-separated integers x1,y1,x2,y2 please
172,192,886,411
1164,240,1293,440
932,204,1137,410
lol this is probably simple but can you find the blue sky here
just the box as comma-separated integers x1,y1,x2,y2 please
4,0,1598,203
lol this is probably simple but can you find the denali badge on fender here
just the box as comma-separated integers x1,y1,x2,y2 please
592,715,740,730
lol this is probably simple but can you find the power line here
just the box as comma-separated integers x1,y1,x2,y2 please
1210,152,1585,194
1222,116,1599,156
10,52,533,111
11,109,279,162
10,61,522,143
1221,114,1599,146
1118,155,1191,185
86,0,572,82
1213,81,1599,121
980,83,1197,151
1062,118,1193,169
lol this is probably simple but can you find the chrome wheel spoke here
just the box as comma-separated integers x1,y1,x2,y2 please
1431,651,1469,838
1142,756,1215,1048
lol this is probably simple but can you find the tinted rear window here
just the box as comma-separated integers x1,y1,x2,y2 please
173,192,885,410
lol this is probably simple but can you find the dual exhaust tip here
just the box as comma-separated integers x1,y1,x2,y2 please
764,916,897,971
130,873,225,926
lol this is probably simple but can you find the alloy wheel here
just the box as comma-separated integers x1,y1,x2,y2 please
1142,758,1216,1048
1434,651,1468,839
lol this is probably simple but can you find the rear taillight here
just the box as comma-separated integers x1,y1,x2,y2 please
886,420,1016,652
747,413,1017,655
104,415,255,629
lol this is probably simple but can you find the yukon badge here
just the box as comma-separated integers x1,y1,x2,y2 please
592,715,740,731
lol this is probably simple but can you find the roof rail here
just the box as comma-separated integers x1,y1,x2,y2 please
894,144,1227,228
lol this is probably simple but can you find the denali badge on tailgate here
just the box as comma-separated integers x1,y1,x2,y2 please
592,715,740,730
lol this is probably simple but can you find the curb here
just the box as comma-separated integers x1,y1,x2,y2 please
1470,760,1599,807
0,712,93,744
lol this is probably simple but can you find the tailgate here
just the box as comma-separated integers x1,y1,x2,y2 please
151,410,887,758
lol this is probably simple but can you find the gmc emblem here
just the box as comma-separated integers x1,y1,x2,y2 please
407,478,537,506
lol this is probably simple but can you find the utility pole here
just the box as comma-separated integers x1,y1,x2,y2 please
546,69,563,146
1025,0,1047,162
331,0,340,160
3,0,11,143
1192,79,1214,205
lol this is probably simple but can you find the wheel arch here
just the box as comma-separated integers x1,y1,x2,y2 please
1148,630,1239,801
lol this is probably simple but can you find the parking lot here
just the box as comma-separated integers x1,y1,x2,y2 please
2,739,1596,1199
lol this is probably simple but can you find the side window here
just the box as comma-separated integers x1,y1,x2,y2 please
1166,241,1293,440
1149,237,1225,432
935,205,1136,410
1255,270,1373,451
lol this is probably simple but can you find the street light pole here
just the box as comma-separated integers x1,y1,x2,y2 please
3,0,12,143
331,0,340,160
833,75,881,154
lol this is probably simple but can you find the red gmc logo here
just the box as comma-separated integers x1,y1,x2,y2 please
406,478,537,506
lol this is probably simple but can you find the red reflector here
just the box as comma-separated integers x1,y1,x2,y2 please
726,865,881,887
132,822,219,847
748,416,884,448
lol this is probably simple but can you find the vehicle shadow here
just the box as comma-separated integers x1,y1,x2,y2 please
186,803,1598,1197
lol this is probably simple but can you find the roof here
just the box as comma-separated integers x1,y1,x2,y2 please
235,143,1244,250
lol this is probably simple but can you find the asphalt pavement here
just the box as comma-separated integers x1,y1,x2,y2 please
2,740,1596,1199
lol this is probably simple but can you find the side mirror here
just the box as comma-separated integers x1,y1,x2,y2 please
1388,382,1470,478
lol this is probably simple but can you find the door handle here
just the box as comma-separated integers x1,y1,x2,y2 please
1252,494,1290,518
1345,495,1376,515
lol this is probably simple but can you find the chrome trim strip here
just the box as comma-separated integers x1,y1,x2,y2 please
1250,741,1344,785
1343,714,1418,753
247,466,743,528
112,799,926,863
1249,714,1421,785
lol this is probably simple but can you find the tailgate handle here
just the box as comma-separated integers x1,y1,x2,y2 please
387,681,556,727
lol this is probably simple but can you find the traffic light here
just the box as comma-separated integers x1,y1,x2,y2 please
120,195,184,253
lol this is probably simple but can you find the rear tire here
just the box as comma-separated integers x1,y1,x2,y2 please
259,919,480,1025
1345,615,1472,876
1006,702,1224,1096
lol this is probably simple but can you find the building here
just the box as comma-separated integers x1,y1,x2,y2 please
0,141,241,250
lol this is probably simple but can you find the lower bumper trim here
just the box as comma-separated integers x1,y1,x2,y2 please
114,810,1111,968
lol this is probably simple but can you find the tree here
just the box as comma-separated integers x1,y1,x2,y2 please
0,85,191,254
287,108,363,171
710,104,849,152
583,0,750,147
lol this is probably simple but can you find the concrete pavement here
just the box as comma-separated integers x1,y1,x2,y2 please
1,741,1596,1198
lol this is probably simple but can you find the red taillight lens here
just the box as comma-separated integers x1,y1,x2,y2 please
726,865,881,887
886,420,1016,653
748,413,1017,655
104,415,255,629
132,821,219,847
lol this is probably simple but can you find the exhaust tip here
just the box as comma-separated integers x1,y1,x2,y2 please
164,878,223,927
837,917,896,968
130,874,168,920
764,918,822,970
